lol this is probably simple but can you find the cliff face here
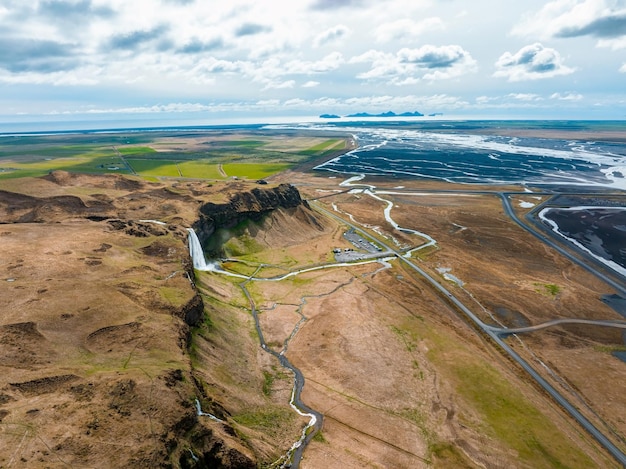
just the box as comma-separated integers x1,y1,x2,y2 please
193,184,307,243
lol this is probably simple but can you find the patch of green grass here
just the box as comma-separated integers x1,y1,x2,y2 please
178,160,224,179
126,159,181,177
117,146,157,155
0,168,49,179
450,362,594,468
428,442,474,468
214,140,266,148
223,232,263,257
390,325,418,352
0,152,130,179
159,287,190,307
312,430,327,443
232,407,294,434
300,139,344,155
594,344,626,353
262,371,274,396
534,282,561,296
221,162,291,179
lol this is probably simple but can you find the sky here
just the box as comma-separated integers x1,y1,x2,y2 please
1,0,626,128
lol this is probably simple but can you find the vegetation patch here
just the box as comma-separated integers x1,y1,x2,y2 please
178,160,224,179
126,159,182,177
534,282,561,297
221,163,290,180
450,362,594,468
117,146,157,155
232,407,295,436
428,441,475,468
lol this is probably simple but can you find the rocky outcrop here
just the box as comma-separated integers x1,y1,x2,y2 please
176,294,205,328
0,189,113,223
193,184,306,243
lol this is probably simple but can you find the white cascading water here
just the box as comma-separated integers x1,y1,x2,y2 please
187,228,209,270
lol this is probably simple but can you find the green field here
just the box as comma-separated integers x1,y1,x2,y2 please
126,159,181,177
221,163,291,180
0,131,348,180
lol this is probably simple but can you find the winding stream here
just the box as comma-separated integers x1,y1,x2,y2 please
187,228,383,467
187,175,626,466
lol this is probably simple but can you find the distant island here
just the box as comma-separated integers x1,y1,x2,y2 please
319,111,427,119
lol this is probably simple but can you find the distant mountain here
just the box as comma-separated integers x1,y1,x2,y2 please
319,113,340,118
344,110,424,118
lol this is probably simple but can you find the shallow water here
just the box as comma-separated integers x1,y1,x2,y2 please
307,121,626,190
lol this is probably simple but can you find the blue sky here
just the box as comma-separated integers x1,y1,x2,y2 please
1,0,626,127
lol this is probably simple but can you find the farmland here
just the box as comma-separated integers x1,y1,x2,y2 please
0,129,349,181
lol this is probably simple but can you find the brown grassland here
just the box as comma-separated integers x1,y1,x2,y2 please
0,129,624,468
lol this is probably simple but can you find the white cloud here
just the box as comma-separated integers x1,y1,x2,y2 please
550,92,584,100
0,66,102,86
512,0,607,39
375,17,444,42
508,93,543,101
512,0,626,49
597,36,626,49
313,25,351,47
494,43,576,81
262,79,296,90
284,98,308,106
284,52,344,74
352,45,476,84
0,0,623,120
476,95,497,104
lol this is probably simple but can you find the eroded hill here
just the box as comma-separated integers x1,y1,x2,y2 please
0,171,330,468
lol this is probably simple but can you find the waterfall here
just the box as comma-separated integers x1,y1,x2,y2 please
187,228,209,270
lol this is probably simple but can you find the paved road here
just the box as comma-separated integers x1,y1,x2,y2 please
499,192,626,297
487,318,626,337
311,200,626,467
112,145,137,175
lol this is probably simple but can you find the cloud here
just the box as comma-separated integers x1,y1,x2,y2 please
0,66,102,86
234,22,272,37
513,0,626,48
375,17,444,42
352,45,476,83
620,62,626,72
193,57,247,74
262,79,296,90
550,92,584,100
476,95,497,104
108,25,169,50
178,38,225,54
597,36,626,49
313,25,350,47
0,38,79,73
38,0,114,21
557,11,626,38
302,80,320,87
398,45,470,69
309,0,368,10
508,93,543,101
494,43,575,81
284,52,344,74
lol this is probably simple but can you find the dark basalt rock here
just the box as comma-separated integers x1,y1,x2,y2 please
176,294,205,327
193,184,305,243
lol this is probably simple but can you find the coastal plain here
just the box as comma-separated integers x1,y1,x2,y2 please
0,125,625,468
